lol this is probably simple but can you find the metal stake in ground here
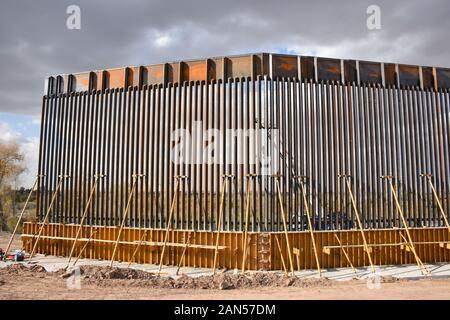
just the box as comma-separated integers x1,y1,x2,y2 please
110,174,145,267
158,175,189,276
420,173,450,233
241,173,256,274
66,174,106,267
4,175,43,260
381,175,429,275
274,175,295,276
213,174,235,274
29,174,70,260
295,175,322,277
338,174,375,273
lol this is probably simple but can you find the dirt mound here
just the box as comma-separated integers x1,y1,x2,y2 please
0,263,47,276
78,266,155,280
0,264,332,290
77,267,331,290
196,273,331,290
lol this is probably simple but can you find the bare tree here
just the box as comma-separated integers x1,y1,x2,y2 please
0,142,25,230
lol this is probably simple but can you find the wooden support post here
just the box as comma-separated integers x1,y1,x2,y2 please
275,175,295,276
158,175,188,275
73,228,98,266
338,174,375,273
67,174,106,267
4,175,42,259
127,231,148,268
213,174,234,274
176,232,192,275
381,175,429,275
241,173,256,274
110,174,145,267
333,232,357,274
420,173,450,233
295,175,322,276
29,175,70,260
275,235,288,276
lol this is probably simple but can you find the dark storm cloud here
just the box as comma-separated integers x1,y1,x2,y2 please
1,0,450,116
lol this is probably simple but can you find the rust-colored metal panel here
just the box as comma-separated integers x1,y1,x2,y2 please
421,67,434,90
147,63,166,85
300,56,315,81
271,54,298,79
181,60,207,82
316,57,341,82
47,53,450,89
104,68,129,89
225,55,253,79
359,61,382,85
72,72,90,92
398,64,420,88
384,63,397,87
436,67,450,89
344,60,357,84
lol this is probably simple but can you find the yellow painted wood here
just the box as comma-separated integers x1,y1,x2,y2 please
297,176,322,276
22,222,450,271
29,176,68,259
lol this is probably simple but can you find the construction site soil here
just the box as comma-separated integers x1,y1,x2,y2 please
0,232,449,299
0,264,332,289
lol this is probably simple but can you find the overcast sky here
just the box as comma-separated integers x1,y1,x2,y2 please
1,0,449,186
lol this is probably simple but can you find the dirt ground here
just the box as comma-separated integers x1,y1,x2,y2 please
0,232,449,300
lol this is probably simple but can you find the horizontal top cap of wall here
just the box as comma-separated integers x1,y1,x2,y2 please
45,52,450,94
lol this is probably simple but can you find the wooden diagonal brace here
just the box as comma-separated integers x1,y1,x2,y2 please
158,175,188,275
274,175,295,276
381,175,429,275
213,174,234,274
110,174,145,267
29,174,70,260
338,174,375,273
67,174,106,267
4,175,42,260
295,175,322,277
241,173,255,274
420,173,450,233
